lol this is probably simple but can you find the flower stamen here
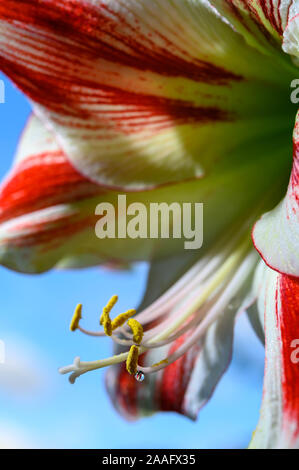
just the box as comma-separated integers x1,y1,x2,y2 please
100,295,118,336
127,318,144,344
111,309,136,331
126,345,139,375
125,318,144,374
70,304,82,332
60,218,260,384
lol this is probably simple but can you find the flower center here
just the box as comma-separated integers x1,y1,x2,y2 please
59,210,261,384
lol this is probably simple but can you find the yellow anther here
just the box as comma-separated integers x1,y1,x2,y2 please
70,304,82,332
111,309,136,331
103,319,112,336
151,359,168,368
106,295,118,312
126,345,139,375
100,295,118,325
127,318,144,344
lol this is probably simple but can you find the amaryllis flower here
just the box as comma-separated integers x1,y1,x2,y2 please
0,0,298,449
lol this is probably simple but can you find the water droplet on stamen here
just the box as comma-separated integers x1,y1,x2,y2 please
135,371,145,382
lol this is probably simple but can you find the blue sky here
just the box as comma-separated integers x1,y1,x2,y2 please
0,73,265,449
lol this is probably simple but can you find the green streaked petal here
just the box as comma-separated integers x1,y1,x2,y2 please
213,1,295,59
283,3,299,65
0,114,293,274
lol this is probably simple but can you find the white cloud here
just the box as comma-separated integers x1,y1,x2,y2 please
0,335,53,399
0,423,35,449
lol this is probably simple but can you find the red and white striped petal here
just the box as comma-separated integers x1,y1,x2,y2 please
213,1,295,56
250,261,299,449
253,110,299,278
0,0,292,190
106,318,234,421
0,115,108,273
0,115,198,273
0,116,104,224
105,334,199,420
